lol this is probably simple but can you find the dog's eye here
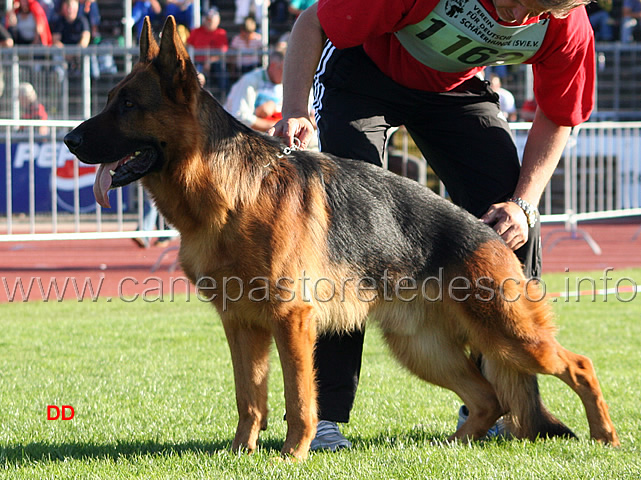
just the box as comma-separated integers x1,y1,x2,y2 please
124,100,134,109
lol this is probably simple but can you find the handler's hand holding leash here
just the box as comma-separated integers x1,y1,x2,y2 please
269,115,315,150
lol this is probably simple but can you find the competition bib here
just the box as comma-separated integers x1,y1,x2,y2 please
394,0,549,72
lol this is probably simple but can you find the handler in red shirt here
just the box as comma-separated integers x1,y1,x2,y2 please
271,0,595,451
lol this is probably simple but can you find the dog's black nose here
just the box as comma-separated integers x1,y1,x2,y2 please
64,131,82,151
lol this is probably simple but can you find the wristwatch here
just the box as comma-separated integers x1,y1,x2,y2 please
508,197,539,228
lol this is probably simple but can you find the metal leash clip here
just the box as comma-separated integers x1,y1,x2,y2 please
281,137,302,155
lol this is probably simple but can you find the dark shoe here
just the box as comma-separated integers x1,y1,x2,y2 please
310,420,352,451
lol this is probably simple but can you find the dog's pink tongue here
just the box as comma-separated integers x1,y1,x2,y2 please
93,161,120,209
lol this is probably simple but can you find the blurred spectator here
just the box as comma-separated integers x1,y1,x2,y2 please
187,7,229,95
621,0,641,43
52,0,100,40
235,0,265,25
165,0,194,31
254,97,280,121
51,0,90,47
6,0,53,46
489,74,517,122
587,0,614,41
51,0,90,103
0,24,15,47
19,82,49,135
224,50,284,132
288,0,316,18
132,0,163,40
230,16,263,75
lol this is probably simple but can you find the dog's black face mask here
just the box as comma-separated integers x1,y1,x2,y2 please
64,14,199,209
64,126,163,208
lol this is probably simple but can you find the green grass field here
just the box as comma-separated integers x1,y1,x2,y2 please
1,269,640,479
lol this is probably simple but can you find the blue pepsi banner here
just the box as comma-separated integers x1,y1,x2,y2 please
0,140,128,214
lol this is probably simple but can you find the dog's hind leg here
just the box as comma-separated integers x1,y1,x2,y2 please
483,341,619,445
271,305,317,460
473,312,619,445
553,346,619,445
222,318,272,454
382,325,504,442
457,241,618,445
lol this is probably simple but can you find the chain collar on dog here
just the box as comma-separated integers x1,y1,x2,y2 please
268,137,303,169
280,137,302,156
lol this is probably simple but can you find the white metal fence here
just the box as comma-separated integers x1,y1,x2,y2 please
511,122,641,219
0,119,640,245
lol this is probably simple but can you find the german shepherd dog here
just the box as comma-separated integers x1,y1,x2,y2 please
64,17,619,460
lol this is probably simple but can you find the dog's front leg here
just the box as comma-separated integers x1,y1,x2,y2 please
272,305,317,461
222,318,272,453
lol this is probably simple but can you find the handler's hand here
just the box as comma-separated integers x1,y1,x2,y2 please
269,116,315,149
481,201,529,251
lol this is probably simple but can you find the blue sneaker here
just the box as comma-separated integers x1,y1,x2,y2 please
456,405,507,439
310,420,352,451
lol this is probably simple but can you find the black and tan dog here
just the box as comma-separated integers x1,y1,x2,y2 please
64,17,618,460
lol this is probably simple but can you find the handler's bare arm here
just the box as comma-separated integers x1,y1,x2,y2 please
269,4,325,148
482,107,571,250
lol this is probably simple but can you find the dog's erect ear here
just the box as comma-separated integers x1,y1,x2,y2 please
139,16,159,62
157,15,200,98
158,16,192,75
